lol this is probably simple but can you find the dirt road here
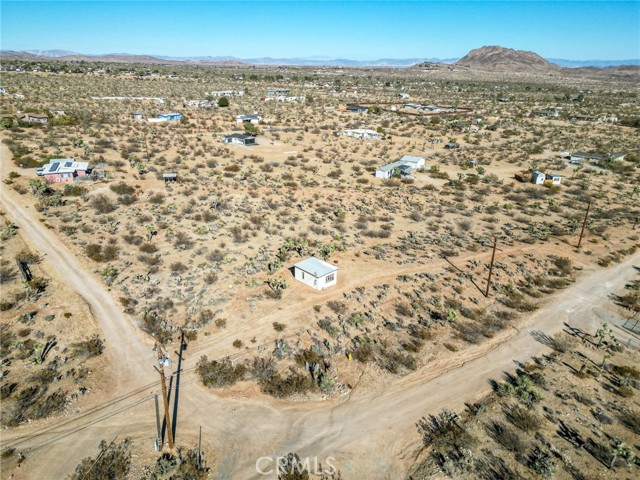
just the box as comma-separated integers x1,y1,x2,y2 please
2,144,639,479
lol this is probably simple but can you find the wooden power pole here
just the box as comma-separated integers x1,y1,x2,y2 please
485,237,498,297
577,201,591,249
154,340,174,449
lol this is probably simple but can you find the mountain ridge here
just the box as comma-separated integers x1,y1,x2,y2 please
2,48,638,69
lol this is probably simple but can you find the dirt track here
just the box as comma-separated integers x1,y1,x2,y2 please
1,144,639,479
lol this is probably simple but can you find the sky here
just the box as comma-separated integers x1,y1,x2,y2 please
1,1,639,60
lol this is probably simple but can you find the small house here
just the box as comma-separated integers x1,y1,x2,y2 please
17,113,48,125
532,109,559,118
346,105,368,113
335,129,381,140
133,113,144,120
266,88,290,95
40,159,90,183
569,151,626,166
236,114,262,125
163,173,177,183
222,133,256,146
293,257,338,290
545,173,562,185
210,90,244,97
157,112,182,122
399,93,411,99
444,142,460,150
532,171,545,185
375,155,425,179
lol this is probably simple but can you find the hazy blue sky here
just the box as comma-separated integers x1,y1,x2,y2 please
2,1,639,60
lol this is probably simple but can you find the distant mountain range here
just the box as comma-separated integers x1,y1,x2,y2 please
1,48,636,69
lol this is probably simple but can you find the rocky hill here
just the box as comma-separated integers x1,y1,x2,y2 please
456,45,560,72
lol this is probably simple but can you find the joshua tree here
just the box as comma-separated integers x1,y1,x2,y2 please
609,440,635,469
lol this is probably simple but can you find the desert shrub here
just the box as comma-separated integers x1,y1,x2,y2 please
4,386,67,426
617,408,640,434
485,421,528,454
548,332,575,353
418,410,477,473
277,452,311,480
145,446,209,479
118,194,137,205
611,364,640,380
475,450,523,480
326,301,347,315
550,256,573,276
123,234,144,245
249,356,276,381
396,302,415,317
170,262,187,273
139,243,158,254
500,291,538,312
214,318,227,329
258,370,315,398
91,194,117,214
232,339,243,349
503,403,542,432
70,438,132,480
196,356,246,388
70,336,104,359
351,343,373,363
528,447,556,479
273,322,285,332
0,261,16,284
381,348,417,373
63,184,87,197
109,182,135,195
149,193,165,204
294,347,322,366
85,244,103,261
15,248,41,264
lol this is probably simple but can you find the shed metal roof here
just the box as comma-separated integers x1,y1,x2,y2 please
293,257,338,278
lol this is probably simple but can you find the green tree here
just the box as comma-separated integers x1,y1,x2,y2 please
217,96,229,107
244,122,260,136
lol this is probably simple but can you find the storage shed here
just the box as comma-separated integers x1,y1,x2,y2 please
293,257,338,291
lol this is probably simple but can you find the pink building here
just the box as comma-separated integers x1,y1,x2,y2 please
40,159,90,183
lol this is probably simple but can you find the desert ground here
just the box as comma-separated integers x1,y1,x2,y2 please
0,58,638,479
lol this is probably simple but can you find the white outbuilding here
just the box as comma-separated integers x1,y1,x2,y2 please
293,257,338,290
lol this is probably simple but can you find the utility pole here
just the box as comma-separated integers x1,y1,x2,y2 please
485,237,498,297
577,201,591,249
154,340,174,449
154,394,161,451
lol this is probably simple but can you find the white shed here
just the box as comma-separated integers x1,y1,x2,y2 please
293,257,338,290
532,171,545,185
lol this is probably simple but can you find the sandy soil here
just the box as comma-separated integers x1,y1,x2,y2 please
1,151,638,479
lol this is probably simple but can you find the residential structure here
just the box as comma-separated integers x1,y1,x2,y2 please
570,151,625,165
222,133,256,146
532,109,560,117
532,171,546,185
375,155,426,179
163,173,177,183
444,142,460,149
209,90,244,97
345,104,368,113
545,173,562,185
17,113,48,125
40,159,90,183
236,114,262,125
157,112,183,122
293,257,338,290
335,129,381,140
133,113,144,120
265,88,290,95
